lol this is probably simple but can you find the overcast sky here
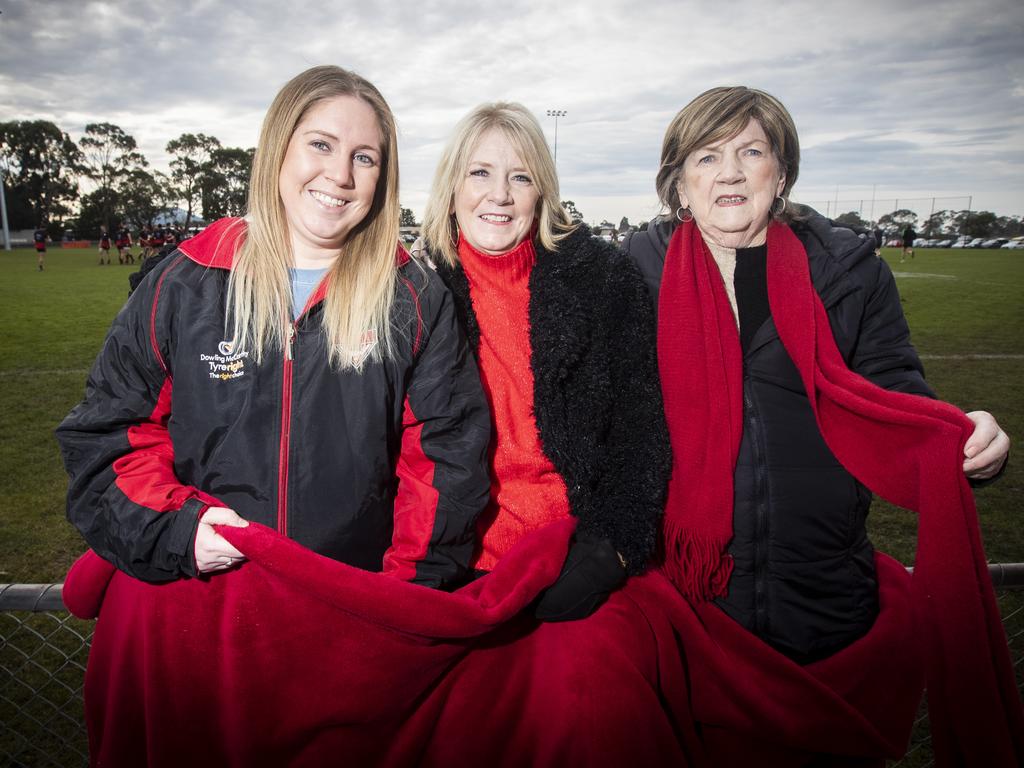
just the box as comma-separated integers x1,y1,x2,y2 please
2,0,1022,225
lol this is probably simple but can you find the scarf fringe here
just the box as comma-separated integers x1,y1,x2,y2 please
661,519,734,602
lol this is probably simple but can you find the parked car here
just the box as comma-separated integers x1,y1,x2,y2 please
950,236,973,248
1001,238,1024,249
980,238,1008,248
935,239,954,248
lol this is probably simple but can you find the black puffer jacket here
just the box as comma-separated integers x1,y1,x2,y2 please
624,208,933,661
432,225,671,574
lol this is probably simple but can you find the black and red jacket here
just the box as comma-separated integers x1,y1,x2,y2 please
57,218,492,589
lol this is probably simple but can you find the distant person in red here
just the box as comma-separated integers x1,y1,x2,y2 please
137,227,151,260
150,226,165,259
33,225,47,271
115,224,134,264
99,226,112,265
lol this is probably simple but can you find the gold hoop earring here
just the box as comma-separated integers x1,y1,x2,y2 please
675,206,693,223
449,216,460,247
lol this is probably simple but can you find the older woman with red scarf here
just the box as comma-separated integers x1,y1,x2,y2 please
624,86,1020,766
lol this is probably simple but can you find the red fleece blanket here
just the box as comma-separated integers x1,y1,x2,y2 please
65,521,954,767
64,520,704,767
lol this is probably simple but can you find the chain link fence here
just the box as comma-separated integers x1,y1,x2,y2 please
2,570,1022,767
0,585,90,767
792,195,974,227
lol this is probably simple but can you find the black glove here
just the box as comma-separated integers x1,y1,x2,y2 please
533,534,626,622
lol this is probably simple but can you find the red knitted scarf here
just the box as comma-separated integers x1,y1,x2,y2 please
657,219,1023,765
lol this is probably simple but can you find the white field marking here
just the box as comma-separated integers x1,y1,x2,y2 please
892,272,956,279
0,368,90,377
918,354,1024,360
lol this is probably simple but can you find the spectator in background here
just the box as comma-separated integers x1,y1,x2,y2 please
873,224,884,255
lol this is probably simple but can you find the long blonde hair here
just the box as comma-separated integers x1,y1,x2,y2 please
226,65,401,369
422,102,574,267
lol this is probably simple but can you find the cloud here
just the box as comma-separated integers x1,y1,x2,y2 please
1,0,1022,223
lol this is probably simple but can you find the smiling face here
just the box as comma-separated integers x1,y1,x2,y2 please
675,119,786,249
453,128,540,256
278,95,382,267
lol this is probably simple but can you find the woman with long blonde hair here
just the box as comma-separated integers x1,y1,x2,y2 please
56,66,491,762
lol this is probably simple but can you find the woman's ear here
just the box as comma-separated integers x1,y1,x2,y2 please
674,179,689,210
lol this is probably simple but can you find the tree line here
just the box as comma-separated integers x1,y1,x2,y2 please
0,120,254,238
834,208,1022,240
8,119,1017,244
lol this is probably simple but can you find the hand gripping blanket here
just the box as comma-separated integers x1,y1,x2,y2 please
656,219,1024,767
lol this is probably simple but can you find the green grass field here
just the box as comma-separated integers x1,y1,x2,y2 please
0,243,1020,768
0,245,1021,581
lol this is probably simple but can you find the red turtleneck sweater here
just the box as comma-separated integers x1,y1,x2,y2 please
458,236,571,571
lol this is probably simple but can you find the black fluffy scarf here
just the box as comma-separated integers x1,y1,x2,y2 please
433,226,670,573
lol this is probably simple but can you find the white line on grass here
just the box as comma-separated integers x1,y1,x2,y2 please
0,368,90,377
918,354,1024,360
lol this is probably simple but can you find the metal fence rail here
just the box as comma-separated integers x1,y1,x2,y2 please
2,569,1022,768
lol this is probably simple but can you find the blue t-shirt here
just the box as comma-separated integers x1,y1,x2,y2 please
291,267,329,320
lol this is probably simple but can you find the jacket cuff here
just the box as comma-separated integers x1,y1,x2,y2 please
165,497,208,578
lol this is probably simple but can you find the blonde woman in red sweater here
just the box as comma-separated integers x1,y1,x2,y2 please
421,102,668,621
412,103,689,764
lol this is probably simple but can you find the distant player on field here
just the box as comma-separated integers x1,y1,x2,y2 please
33,224,47,271
99,226,112,265
901,225,916,262
137,227,150,260
115,224,134,265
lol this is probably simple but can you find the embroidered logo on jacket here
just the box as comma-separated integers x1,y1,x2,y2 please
201,341,249,381
348,330,377,368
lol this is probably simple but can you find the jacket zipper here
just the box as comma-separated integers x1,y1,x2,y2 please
277,325,296,534
745,384,770,636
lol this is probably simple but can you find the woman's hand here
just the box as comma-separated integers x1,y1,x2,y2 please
195,506,249,574
534,534,626,622
963,411,1010,480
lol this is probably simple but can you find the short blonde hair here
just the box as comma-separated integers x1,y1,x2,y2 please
422,102,574,267
656,87,800,219
227,65,401,369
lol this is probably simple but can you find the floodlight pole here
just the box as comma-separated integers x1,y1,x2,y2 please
546,110,567,165
0,166,10,251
